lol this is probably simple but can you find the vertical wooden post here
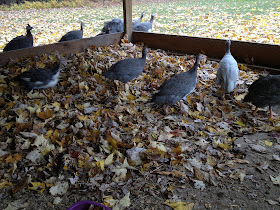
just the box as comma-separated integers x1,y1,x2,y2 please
123,0,133,42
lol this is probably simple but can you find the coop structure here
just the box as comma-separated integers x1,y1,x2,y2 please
0,0,279,73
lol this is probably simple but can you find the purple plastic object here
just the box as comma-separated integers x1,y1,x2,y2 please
67,200,112,210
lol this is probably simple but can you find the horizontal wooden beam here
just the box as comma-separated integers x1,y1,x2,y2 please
0,33,123,67
132,32,280,70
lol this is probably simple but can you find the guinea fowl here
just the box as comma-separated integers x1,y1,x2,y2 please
59,22,84,42
133,14,155,32
243,75,280,118
100,18,124,35
3,24,33,52
133,11,145,26
152,54,204,113
103,47,147,83
13,59,65,92
216,40,239,93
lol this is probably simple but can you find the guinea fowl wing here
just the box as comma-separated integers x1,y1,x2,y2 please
244,75,280,107
152,72,196,105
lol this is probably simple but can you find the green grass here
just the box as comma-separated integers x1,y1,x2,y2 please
0,0,279,50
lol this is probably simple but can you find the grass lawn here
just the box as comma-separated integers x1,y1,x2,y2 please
0,0,279,50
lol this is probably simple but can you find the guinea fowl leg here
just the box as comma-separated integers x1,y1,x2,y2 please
42,90,48,97
164,105,171,115
269,106,277,119
252,107,258,117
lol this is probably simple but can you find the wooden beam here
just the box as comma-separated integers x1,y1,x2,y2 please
133,32,280,70
0,33,123,67
123,0,133,42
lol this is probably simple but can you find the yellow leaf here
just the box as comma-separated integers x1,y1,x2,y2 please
215,142,231,150
235,120,245,127
77,115,88,121
106,132,118,149
164,200,194,210
45,130,53,139
0,179,12,189
28,182,45,193
96,160,105,171
105,153,114,166
264,140,273,146
52,102,60,107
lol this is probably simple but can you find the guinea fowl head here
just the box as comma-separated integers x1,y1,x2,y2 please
195,54,204,66
226,40,231,54
26,24,33,35
139,11,145,21
150,14,155,23
26,24,33,30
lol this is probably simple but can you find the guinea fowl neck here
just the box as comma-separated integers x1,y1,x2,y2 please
26,29,32,37
81,23,84,31
189,56,201,73
141,48,147,60
150,14,155,23
226,41,231,54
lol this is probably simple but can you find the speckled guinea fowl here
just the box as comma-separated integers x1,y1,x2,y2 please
13,59,65,91
152,54,204,106
3,24,33,52
59,23,84,42
133,14,155,32
99,18,124,35
243,75,280,118
103,47,147,83
133,11,145,26
216,40,239,92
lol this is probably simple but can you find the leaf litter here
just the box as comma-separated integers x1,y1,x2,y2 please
0,35,280,209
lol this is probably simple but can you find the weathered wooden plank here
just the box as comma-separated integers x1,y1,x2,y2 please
123,0,132,42
0,33,123,67
132,32,280,69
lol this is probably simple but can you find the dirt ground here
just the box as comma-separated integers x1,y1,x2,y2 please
1,131,280,210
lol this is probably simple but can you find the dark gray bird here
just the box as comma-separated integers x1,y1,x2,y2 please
103,47,147,83
152,54,204,108
243,75,280,118
3,24,33,52
59,22,84,42
216,40,239,92
133,11,145,26
13,59,66,91
133,14,155,32
99,18,124,35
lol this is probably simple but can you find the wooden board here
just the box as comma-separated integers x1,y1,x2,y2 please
133,32,280,70
123,0,132,42
0,33,123,67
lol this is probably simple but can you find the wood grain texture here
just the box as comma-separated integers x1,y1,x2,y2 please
0,33,123,67
132,32,280,70
123,0,132,42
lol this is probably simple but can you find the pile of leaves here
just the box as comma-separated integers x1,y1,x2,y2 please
0,36,280,209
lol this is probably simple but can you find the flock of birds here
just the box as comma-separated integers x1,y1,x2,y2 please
9,39,280,118
1,12,280,118
2,12,154,52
